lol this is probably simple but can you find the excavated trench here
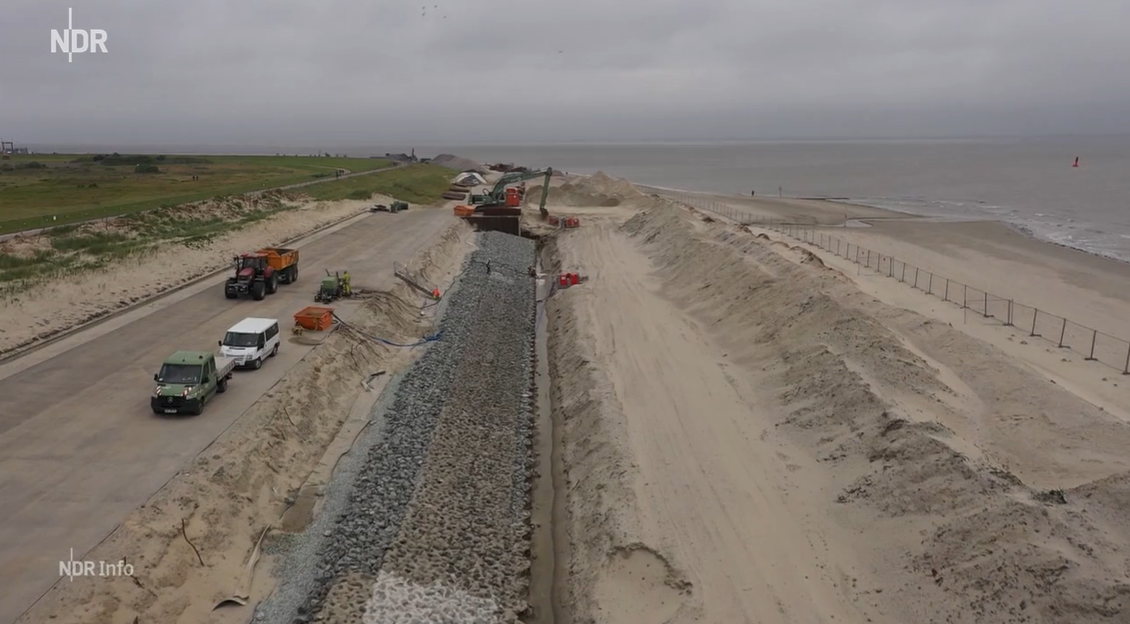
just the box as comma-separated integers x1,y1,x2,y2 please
252,230,569,624
527,243,571,624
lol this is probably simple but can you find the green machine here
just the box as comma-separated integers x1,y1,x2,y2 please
315,270,350,303
469,168,553,208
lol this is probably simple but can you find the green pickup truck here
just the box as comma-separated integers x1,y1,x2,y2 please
151,351,235,415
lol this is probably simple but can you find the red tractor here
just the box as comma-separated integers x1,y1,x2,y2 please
224,253,280,300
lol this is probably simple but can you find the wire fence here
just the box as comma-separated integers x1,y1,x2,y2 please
643,187,1130,375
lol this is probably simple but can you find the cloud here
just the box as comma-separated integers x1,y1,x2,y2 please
1,0,1128,144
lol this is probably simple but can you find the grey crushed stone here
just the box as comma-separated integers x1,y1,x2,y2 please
255,231,538,624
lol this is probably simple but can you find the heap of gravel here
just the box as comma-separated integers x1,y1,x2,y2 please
430,153,487,173
256,231,537,624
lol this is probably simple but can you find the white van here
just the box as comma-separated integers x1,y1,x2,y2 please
218,317,281,370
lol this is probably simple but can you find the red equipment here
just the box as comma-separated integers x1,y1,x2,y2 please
224,253,280,300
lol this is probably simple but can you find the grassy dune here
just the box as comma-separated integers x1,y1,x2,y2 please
0,154,393,234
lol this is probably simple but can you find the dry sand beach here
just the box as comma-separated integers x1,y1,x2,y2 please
542,174,1130,624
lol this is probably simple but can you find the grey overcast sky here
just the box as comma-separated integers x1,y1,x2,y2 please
1,0,1128,145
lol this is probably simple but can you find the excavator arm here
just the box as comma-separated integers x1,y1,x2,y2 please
537,168,553,219
486,168,552,200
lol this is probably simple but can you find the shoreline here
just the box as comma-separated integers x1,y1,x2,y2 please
625,176,1130,345
641,182,1130,268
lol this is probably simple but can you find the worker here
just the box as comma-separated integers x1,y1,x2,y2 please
342,270,352,296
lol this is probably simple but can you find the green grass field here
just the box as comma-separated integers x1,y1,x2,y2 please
0,153,396,234
0,161,459,292
0,193,300,288
300,164,455,204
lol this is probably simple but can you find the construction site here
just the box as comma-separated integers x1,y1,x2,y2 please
3,164,1130,624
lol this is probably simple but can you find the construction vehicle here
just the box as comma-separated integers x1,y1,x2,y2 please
315,270,352,303
224,248,297,300
370,201,408,214
469,168,553,208
151,351,235,415
258,247,299,283
534,175,552,220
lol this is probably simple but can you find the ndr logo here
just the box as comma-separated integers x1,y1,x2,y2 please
58,549,133,581
50,8,108,62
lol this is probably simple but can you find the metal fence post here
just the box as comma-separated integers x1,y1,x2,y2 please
1124,343,1130,375
1087,330,1097,361
982,292,989,318
901,263,906,282
914,268,919,289
1006,300,1013,326
1058,318,1068,348
867,250,871,268
837,239,841,255
963,284,967,308
889,260,893,278
1031,309,1039,336
928,273,933,295
944,279,949,301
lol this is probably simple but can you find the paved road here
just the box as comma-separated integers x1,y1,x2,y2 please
0,207,451,624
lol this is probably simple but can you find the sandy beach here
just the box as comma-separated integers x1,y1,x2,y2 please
542,174,1130,624
703,192,1130,335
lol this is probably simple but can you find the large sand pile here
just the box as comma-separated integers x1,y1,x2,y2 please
0,195,379,358
17,221,474,624
429,154,485,173
549,197,1130,624
531,171,653,208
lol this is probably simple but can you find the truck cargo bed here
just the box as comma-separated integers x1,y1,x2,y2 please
215,355,236,378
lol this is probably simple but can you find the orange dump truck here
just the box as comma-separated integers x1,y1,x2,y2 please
257,247,300,284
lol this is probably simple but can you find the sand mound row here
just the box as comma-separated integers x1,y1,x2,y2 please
617,201,1130,624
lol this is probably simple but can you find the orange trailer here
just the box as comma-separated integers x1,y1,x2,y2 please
256,247,300,283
